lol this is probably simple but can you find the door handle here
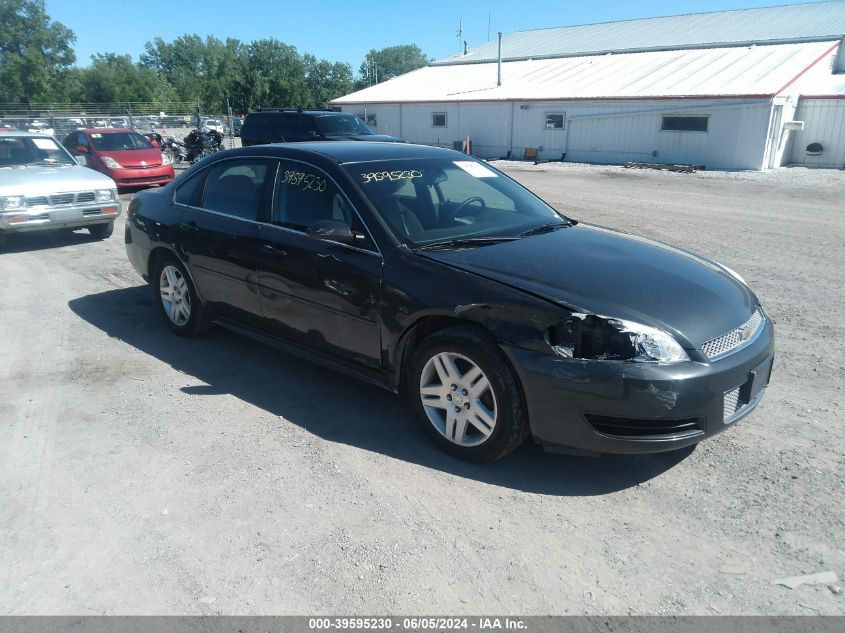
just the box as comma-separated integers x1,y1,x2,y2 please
179,221,199,233
262,244,287,257
316,252,340,263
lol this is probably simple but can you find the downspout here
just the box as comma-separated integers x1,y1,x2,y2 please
497,32,503,87
508,101,515,157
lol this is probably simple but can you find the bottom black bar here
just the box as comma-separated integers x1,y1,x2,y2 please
0,617,843,633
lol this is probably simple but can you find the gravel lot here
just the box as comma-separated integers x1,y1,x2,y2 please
1,161,843,615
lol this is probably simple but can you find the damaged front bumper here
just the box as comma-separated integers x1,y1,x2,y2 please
502,319,775,454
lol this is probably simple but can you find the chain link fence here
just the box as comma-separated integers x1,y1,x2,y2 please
0,101,241,148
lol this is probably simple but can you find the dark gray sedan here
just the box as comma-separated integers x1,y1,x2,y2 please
125,142,773,462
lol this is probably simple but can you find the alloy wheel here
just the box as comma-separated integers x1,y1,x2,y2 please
159,265,191,327
419,352,497,447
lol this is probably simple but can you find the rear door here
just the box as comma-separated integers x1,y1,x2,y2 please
257,160,383,367
176,158,274,324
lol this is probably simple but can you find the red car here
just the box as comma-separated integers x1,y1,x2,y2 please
62,128,174,189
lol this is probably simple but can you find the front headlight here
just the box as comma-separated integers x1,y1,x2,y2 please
102,156,122,169
161,153,173,166
551,314,690,364
0,195,26,211
96,189,116,202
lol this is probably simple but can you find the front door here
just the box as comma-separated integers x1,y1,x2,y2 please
257,160,383,368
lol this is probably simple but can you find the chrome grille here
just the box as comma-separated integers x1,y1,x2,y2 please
723,387,741,421
25,192,96,207
702,309,764,360
50,193,74,205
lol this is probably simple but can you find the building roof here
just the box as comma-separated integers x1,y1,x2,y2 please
800,71,845,94
333,41,840,104
434,1,845,65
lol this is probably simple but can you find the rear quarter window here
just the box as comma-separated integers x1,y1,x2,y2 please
243,113,299,143
174,170,208,207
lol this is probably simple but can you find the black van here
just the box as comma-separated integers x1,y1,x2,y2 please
240,109,403,146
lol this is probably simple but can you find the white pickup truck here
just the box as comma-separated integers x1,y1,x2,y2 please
0,131,121,246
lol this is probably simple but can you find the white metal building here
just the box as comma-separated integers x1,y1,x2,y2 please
332,1,845,170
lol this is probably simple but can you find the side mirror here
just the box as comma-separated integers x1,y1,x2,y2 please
75,155,89,167
74,145,88,153
307,219,361,245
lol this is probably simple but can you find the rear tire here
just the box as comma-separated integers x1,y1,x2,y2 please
88,221,114,240
152,255,208,336
406,326,529,462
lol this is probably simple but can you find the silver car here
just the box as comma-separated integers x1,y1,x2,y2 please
0,131,120,245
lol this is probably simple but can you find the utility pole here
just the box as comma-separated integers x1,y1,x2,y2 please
366,56,378,86
457,20,463,54
366,57,378,85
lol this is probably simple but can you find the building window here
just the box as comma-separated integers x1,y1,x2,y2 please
661,115,709,132
432,112,447,127
365,113,377,127
544,113,565,130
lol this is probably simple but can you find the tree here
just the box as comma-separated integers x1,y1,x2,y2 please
244,38,309,110
0,0,76,104
76,54,174,104
357,44,428,88
303,54,353,108
140,35,207,105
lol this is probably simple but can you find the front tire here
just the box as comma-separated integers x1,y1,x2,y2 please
407,327,529,462
88,221,114,240
153,256,208,336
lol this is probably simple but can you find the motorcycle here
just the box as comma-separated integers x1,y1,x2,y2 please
184,128,224,164
159,135,188,164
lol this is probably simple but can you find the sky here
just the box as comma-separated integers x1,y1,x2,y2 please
46,0,827,73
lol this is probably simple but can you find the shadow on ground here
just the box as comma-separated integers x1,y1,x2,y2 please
0,228,99,254
69,286,694,496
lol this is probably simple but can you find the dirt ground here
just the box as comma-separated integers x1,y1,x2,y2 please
1,161,843,615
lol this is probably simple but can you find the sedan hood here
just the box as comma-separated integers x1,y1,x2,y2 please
0,164,115,196
99,148,163,168
420,224,757,347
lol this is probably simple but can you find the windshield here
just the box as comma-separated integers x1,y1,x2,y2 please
0,136,75,166
345,157,567,246
316,114,373,137
90,132,153,151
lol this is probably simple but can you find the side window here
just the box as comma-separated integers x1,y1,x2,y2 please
243,114,268,139
273,161,376,251
64,132,82,150
201,159,272,221
267,114,299,141
297,116,319,141
544,112,565,130
174,169,208,206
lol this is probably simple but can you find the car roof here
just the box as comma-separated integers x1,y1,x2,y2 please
230,141,465,164
0,130,55,139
